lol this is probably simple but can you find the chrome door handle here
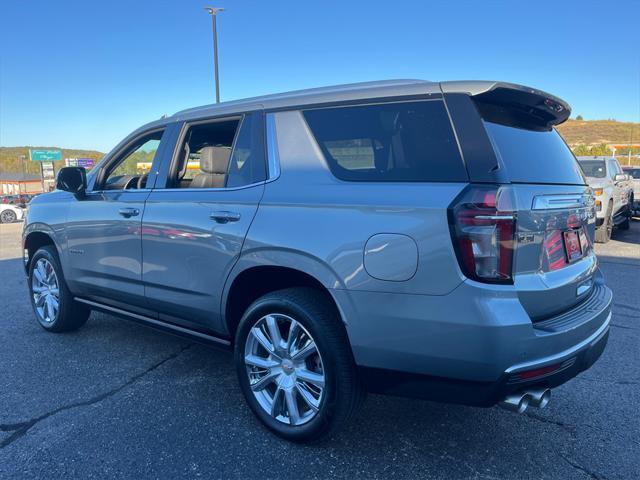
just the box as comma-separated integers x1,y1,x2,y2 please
118,207,140,218
210,211,241,223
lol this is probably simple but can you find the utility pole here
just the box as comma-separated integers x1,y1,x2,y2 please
204,6,224,103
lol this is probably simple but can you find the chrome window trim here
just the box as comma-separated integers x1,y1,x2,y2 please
149,181,265,193
265,113,281,182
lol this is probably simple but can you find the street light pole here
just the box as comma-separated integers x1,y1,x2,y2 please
204,6,224,103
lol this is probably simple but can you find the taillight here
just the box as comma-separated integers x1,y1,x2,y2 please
449,185,516,284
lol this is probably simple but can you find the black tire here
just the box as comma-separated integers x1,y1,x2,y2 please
234,287,364,442
619,215,630,230
28,246,90,332
618,199,631,230
595,203,613,243
0,209,17,224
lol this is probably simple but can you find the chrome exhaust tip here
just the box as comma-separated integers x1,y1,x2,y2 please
528,388,551,409
499,393,530,414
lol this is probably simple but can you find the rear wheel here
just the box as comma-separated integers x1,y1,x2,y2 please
234,287,363,442
0,209,17,223
595,203,613,243
28,246,90,332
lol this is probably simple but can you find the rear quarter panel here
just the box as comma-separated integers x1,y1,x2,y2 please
241,110,467,297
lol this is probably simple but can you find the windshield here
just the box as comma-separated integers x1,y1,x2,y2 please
483,121,585,185
578,160,606,178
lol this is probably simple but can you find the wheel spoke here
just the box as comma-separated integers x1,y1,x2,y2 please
291,340,317,361
284,388,301,425
245,354,278,369
297,369,325,388
251,327,276,354
250,370,278,392
33,266,45,284
36,293,46,307
270,386,284,416
45,296,56,321
49,295,59,315
286,320,301,353
265,315,283,351
49,287,59,297
36,262,48,284
32,285,47,294
296,382,320,411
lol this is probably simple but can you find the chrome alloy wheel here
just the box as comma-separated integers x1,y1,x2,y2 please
31,258,60,323
244,313,325,426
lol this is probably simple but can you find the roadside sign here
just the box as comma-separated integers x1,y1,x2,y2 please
41,162,55,180
65,158,95,169
30,149,62,161
77,158,94,169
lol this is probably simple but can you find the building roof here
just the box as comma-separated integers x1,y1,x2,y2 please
0,172,41,182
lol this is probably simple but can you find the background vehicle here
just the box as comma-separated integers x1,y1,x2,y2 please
622,165,640,215
0,203,25,223
0,193,36,208
23,80,611,442
577,156,633,242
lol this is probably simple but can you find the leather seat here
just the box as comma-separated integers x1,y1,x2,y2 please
190,146,231,188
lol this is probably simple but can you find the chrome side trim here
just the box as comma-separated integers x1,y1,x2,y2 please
532,194,586,210
265,113,282,181
475,214,514,220
75,298,231,346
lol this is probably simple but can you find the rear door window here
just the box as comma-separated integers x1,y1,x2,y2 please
303,100,467,182
483,121,585,185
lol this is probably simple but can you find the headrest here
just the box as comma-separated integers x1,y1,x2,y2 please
199,146,231,174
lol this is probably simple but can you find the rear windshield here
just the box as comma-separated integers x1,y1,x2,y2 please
303,100,467,182
578,160,606,178
483,121,585,185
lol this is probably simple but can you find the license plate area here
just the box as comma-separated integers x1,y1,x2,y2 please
563,229,583,263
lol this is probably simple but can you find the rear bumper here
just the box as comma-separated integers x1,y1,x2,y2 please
334,271,612,407
358,316,609,406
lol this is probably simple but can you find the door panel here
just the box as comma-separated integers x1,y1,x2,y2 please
66,190,152,313
141,185,264,332
64,127,173,314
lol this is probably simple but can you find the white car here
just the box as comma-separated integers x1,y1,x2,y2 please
0,203,25,223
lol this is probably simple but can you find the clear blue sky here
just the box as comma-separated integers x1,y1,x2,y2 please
1,0,639,152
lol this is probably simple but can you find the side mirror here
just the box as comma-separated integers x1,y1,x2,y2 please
614,173,627,182
56,167,87,196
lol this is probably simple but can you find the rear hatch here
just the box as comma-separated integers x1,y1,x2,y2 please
444,83,597,321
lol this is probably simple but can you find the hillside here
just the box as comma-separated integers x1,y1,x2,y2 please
0,147,104,175
557,119,639,146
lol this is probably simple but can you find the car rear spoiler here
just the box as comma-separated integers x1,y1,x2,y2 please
440,81,571,131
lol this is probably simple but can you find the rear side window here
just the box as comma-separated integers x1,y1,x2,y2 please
303,100,467,182
483,121,585,185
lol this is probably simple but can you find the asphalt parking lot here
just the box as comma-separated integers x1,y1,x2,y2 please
1,220,638,479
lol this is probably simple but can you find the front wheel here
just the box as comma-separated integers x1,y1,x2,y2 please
28,246,90,332
0,209,17,223
234,288,364,442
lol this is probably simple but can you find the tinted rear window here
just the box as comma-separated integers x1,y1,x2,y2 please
303,100,467,182
483,121,585,185
578,160,606,178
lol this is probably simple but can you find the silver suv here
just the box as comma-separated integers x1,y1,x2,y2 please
23,80,612,442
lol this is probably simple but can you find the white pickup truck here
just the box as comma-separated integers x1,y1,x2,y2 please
578,156,634,243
